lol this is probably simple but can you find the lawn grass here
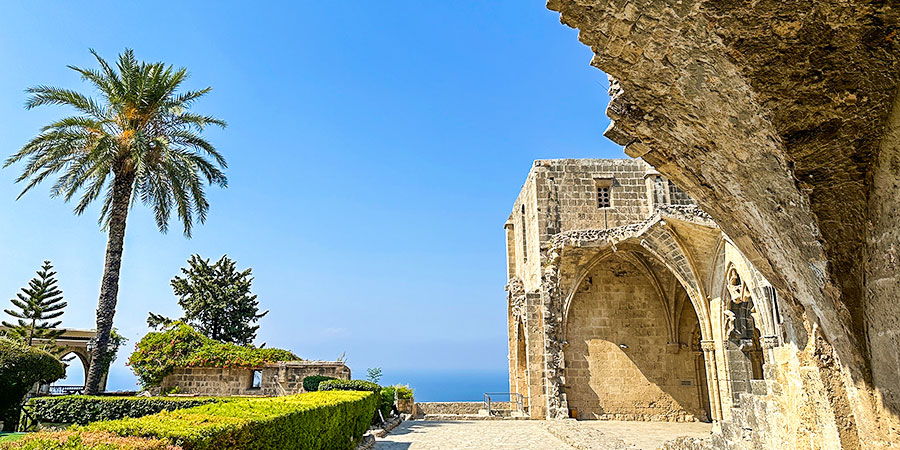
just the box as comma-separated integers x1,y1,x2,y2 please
0,434,24,443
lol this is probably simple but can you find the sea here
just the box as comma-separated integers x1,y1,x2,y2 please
102,366,510,402
379,369,510,402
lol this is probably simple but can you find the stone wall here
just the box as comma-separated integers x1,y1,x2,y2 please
416,402,484,415
160,361,350,397
563,255,704,421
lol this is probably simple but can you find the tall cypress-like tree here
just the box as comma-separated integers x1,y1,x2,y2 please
2,261,67,347
148,254,267,345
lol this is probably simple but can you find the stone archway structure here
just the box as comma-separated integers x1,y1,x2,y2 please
543,2,900,448
541,206,722,421
504,159,779,426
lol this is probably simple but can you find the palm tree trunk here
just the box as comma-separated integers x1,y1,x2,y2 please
84,171,134,394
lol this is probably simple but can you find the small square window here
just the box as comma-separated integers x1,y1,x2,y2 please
595,178,614,208
250,370,262,389
597,186,611,208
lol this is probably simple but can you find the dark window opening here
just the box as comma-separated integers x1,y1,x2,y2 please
520,204,528,262
595,178,614,208
597,186,611,208
250,370,262,389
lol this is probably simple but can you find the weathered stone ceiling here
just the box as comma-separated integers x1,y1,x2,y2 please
546,0,900,379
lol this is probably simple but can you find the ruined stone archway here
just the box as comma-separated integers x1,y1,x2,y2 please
562,251,710,421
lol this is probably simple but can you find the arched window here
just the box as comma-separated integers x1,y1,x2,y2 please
723,268,766,401
50,352,87,395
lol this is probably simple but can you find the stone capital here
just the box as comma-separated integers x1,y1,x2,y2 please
760,335,779,349
700,340,717,352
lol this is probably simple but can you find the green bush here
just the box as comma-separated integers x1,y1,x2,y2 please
317,380,380,393
318,379,387,421
83,390,377,450
302,375,336,392
27,395,225,425
0,337,65,431
393,384,413,400
0,431,171,450
127,323,299,388
379,386,395,418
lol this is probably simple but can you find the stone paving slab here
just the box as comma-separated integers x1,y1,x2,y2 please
374,420,574,450
557,421,713,450
374,420,714,450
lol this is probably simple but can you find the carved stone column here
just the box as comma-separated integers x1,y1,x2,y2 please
541,247,569,419
700,339,723,423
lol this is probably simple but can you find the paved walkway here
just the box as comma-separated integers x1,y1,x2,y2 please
375,421,570,450
574,421,712,449
374,420,712,450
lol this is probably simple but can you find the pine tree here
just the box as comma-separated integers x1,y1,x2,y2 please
2,261,67,347
148,254,267,345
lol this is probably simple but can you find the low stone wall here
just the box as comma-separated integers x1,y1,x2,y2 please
160,361,350,397
416,402,484,415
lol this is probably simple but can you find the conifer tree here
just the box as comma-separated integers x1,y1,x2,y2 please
148,254,267,345
2,261,67,347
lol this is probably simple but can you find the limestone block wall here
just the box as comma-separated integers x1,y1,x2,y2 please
416,402,483,415
160,361,350,397
563,255,704,421
506,159,693,293
533,159,652,234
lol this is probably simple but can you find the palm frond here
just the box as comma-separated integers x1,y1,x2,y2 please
7,48,228,236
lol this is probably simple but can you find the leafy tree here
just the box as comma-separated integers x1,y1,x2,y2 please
5,49,228,394
2,260,67,348
0,337,65,431
148,255,267,345
366,367,383,384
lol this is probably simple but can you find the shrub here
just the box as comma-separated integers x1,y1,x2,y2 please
393,384,413,400
317,380,380,393
0,431,175,450
318,380,385,422
83,391,377,450
27,396,225,425
379,386,395,418
128,323,299,388
0,337,65,431
302,375,336,392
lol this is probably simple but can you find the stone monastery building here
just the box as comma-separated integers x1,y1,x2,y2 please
528,2,899,449
506,159,790,437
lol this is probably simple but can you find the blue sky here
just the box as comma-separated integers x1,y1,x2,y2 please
0,1,624,394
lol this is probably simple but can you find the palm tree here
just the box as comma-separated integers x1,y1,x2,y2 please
5,49,227,394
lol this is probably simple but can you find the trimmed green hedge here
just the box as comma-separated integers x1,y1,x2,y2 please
302,375,336,392
27,395,225,425
0,431,171,450
318,380,390,419
317,380,380,393
83,391,377,450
